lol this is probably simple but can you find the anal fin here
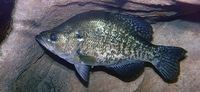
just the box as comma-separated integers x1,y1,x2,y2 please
106,61,144,77
75,64,90,82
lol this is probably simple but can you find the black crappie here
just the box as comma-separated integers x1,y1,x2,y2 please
35,10,187,82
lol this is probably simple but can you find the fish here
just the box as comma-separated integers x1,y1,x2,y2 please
35,10,187,82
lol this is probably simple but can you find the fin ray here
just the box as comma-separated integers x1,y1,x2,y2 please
75,64,90,82
106,61,144,77
152,46,187,80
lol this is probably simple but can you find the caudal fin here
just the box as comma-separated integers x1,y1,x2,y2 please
152,46,187,81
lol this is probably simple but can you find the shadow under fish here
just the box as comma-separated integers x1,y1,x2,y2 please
35,10,187,83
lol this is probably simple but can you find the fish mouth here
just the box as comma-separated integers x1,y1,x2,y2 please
35,35,43,43
35,35,55,52
35,35,45,45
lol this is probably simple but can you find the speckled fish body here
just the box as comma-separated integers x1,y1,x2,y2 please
35,10,187,82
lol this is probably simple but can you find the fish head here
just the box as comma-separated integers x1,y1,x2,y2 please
35,28,83,62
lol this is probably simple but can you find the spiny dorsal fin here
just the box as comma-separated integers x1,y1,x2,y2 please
68,10,153,42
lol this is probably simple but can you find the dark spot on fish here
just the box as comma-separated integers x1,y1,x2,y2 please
75,34,82,39
111,50,116,54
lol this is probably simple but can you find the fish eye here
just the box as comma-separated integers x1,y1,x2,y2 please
50,33,57,41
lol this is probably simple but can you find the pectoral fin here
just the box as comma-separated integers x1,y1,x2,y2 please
106,61,144,77
79,55,96,65
75,64,90,82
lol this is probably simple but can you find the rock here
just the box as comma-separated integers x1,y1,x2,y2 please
178,0,200,5
0,0,14,44
0,0,200,92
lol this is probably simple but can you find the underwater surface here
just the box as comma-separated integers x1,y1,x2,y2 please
0,0,200,92
14,10,200,92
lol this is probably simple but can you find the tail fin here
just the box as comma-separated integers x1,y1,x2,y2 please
152,46,187,81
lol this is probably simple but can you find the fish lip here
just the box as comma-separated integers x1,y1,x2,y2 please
35,35,49,49
35,35,44,44
35,34,56,52
35,35,41,41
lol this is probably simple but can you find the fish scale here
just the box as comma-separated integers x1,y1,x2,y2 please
36,10,187,82
80,22,155,65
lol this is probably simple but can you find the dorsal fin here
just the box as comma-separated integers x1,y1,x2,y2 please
115,14,153,42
